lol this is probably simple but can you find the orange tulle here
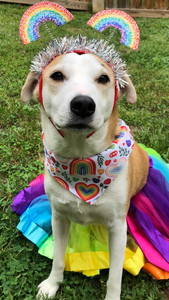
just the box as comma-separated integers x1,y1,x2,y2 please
143,261,169,280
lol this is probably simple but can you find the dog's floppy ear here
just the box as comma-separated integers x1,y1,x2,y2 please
117,73,137,104
21,72,40,103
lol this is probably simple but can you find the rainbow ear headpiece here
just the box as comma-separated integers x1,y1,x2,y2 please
19,2,140,90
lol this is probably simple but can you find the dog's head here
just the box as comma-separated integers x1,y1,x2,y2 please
21,52,136,135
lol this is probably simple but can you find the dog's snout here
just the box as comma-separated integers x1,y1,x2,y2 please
70,95,95,118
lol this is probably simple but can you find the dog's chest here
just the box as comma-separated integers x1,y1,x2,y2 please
53,200,102,226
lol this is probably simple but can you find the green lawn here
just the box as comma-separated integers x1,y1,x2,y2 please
0,3,169,300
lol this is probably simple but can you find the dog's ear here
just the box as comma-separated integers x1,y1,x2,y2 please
117,73,137,104
21,72,40,103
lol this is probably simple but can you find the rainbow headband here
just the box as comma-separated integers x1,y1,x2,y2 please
19,3,140,89
19,2,140,51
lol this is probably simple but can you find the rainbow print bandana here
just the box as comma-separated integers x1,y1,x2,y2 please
43,119,134,205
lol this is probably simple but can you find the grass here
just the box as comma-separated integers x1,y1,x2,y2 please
0,3,169,300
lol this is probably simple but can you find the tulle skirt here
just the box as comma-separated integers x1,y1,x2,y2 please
12,145,169,279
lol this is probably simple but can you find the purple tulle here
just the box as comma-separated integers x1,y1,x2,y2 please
142,167,169,219
149,156,153,168
12,181,45,215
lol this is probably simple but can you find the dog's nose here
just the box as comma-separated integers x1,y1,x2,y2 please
70,95,95,118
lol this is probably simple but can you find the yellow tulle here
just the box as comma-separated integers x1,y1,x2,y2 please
38,223,145,276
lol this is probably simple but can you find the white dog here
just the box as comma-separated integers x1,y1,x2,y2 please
21,50,149,300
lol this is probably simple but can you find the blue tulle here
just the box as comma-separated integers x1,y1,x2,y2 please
17,194,52,247
150,156,169,182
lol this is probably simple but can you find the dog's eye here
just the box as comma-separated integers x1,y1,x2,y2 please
98,75,110,84
51,72,64,81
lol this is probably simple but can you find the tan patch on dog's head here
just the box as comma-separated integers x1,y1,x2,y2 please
88,55,137,105
42,55,66,86
21,55,66,103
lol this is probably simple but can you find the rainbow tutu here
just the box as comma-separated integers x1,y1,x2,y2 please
12,145,169,279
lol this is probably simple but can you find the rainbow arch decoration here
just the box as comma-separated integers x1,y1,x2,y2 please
113,125,128,144
53,176,69,190
87,10,140,51
70,158,96,176
19,2,74,45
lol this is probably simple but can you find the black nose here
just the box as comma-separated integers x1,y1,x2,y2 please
70,95,95,118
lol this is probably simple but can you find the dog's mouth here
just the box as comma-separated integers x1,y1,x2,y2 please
55,122,92,132
55,114,95,132
66,124,90,131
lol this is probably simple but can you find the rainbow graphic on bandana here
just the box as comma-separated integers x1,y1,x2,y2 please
105,157,127,178
75,183,99,201
87,10,139,50
53,176,69,190
70,158,96,176
19,2,74,45
113,125,128,144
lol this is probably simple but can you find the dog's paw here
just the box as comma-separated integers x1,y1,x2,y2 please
104,294,120,300
36,279,59,299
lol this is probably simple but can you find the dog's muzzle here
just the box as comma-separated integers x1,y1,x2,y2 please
70,95,95,119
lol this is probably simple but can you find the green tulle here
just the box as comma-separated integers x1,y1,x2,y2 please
39,223,109,259
38,221,145,276
139,143,161,159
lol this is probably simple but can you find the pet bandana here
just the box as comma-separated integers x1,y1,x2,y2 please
43,119,134,205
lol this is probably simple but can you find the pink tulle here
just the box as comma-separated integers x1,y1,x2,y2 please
29,174,44,187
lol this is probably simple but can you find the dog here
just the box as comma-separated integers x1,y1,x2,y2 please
21,51,149,300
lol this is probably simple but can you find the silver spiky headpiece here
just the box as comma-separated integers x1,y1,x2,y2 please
31,35,128,90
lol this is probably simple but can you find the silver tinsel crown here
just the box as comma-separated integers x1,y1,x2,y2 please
30,35,128,90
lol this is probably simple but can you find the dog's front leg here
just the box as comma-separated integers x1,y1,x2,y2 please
105,219,127,300
37,213,71,299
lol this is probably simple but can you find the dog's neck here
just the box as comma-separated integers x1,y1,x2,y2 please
41,107,120,159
